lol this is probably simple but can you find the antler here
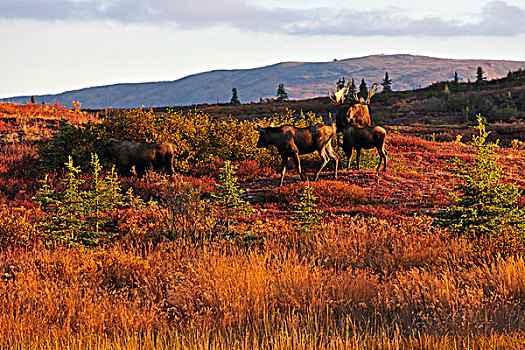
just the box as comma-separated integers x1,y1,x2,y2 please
329,86,349,105
365,83,379,104
329,89,341,104
352,92,365,104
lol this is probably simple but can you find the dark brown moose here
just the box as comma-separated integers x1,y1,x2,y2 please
256,123,338,186
99,139,175,177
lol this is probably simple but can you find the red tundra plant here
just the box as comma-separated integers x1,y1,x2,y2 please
190,157,225,178
191,158,272,183
104,206,165,243
262,180,369,212
124,172,217,202
386,132,440,153
235,159,273,182
0,142,43,204
0,102,98,125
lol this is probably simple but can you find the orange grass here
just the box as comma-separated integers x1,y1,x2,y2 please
2,218,525,348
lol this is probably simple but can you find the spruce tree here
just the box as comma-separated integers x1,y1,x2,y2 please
476,66,486,83
454,71,459,84
293,185,323,234
336,77,346,90
348,78,356,95
276,83,288,101
436,115,524,240
358,79,368,100
212,161,253,236
35,154,142,246
381,72,392,93
230,88,240,105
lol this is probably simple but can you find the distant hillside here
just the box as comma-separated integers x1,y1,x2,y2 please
3,54,525,109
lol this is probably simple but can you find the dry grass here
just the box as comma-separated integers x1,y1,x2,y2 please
2,218,525,349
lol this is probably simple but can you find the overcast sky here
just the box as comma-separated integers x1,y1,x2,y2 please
1,0,525,98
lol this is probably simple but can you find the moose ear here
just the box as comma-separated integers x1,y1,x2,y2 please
256,125,264,132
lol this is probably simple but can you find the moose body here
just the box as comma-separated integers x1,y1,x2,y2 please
256,123,338,186
341,124,387,171
99,139,175,177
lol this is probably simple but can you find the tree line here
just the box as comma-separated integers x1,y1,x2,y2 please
228,66,498,106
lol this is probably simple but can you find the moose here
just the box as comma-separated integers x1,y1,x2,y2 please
256,122,338,186
329,83,386,171
329,83,379,135
340,124,387,172
99,139,175,177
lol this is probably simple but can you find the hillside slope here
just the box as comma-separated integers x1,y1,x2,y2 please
3,54,525,109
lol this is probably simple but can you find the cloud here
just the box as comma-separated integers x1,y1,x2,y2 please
1,0,524,37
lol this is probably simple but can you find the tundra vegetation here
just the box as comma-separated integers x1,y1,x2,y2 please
1,71,525,349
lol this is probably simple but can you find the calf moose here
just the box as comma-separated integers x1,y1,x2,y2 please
256,122,338,186
99,139,175,177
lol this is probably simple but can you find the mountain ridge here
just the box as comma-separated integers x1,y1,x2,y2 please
3,54,525,109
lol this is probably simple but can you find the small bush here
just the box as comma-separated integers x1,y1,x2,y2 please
211,161,254,237
148,174,216,242
0,206,38,249
445,93,468,113
292,184,323,234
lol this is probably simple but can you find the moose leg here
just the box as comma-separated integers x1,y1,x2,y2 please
345,147,353,171
326,143,339,179
165,153,174,175
355,148,362,170
314,148,330,181
377,145,387,171
279,155,288,186
119,166,132,177
135,166,145,177
290,151,306,182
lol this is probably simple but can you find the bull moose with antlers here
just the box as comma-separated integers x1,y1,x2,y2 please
329,83,379,136
329,83,387,172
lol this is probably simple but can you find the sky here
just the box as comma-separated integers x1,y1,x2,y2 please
1,0,525,98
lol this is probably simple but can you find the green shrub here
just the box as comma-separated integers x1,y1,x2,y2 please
489,106,521,122
38,119,102,170
445,93,468,113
